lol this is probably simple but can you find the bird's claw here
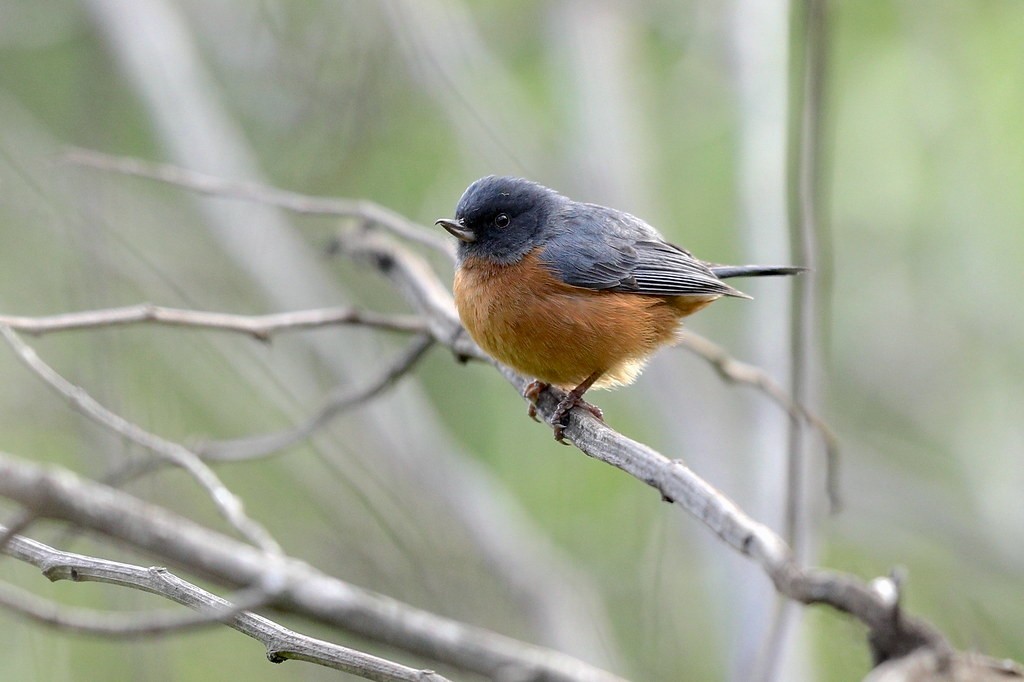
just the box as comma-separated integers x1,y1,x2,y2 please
523,378,604,442
523,380,546,422
551,394,604,444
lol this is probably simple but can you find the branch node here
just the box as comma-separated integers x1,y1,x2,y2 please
39,558,75,582
375,252,395,273
741,534,754,555
869,569,902,614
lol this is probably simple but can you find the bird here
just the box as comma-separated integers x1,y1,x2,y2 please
436,175,804,441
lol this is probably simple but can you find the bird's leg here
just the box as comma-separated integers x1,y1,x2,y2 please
523,379,547,422
551,371,604,443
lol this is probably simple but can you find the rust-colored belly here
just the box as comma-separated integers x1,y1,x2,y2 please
453,251,718,388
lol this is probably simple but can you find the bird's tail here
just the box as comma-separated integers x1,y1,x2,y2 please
710,264,807,279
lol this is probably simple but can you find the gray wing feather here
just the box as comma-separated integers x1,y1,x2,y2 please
540,204,741,298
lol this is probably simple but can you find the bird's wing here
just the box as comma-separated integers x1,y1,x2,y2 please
540,205,743,298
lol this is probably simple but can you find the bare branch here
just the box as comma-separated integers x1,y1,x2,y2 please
1,531,452,681
198,334,434,461
501,376,947,662
752,0,833,673
676,331,841,510
0,325,281,556
59,147,455,258
335,229,952,664
0,304,428,340
0,577,269,638
864,648,1022,682
335,230,476,356
0,452,628,682
0,302,434,473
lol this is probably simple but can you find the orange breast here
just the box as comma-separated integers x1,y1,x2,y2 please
453,250,720,389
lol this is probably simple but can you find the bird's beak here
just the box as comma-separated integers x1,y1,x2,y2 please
435,218,476,243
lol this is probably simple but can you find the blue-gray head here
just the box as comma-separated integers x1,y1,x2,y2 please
436,176,564,264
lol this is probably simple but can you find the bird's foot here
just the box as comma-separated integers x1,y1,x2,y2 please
551,393,604,444
523,380,547,422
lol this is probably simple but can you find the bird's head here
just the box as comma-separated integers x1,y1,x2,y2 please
436,175,563,264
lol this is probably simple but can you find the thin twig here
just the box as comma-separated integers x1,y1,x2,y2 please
198,334,434,461
1,530,452,681
59,147,455,258
0,578,270,637
0,304,428,340
676,331,841,510
0,325,281,556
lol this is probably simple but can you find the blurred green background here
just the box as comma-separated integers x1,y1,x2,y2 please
1,1,1022,680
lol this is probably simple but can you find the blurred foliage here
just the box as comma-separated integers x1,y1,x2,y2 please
1,1,1022,680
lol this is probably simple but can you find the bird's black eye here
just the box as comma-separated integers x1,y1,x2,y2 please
494,213,510,228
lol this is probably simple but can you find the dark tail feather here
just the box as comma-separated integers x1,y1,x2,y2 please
711,264,807,279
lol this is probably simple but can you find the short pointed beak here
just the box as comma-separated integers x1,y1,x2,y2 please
435,218,476,243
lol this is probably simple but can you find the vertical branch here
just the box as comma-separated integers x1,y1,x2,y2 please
747,1,831,680
763,0,832,680
786,0,829,570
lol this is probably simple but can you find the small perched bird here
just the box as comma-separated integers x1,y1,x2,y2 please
436,176,803,441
